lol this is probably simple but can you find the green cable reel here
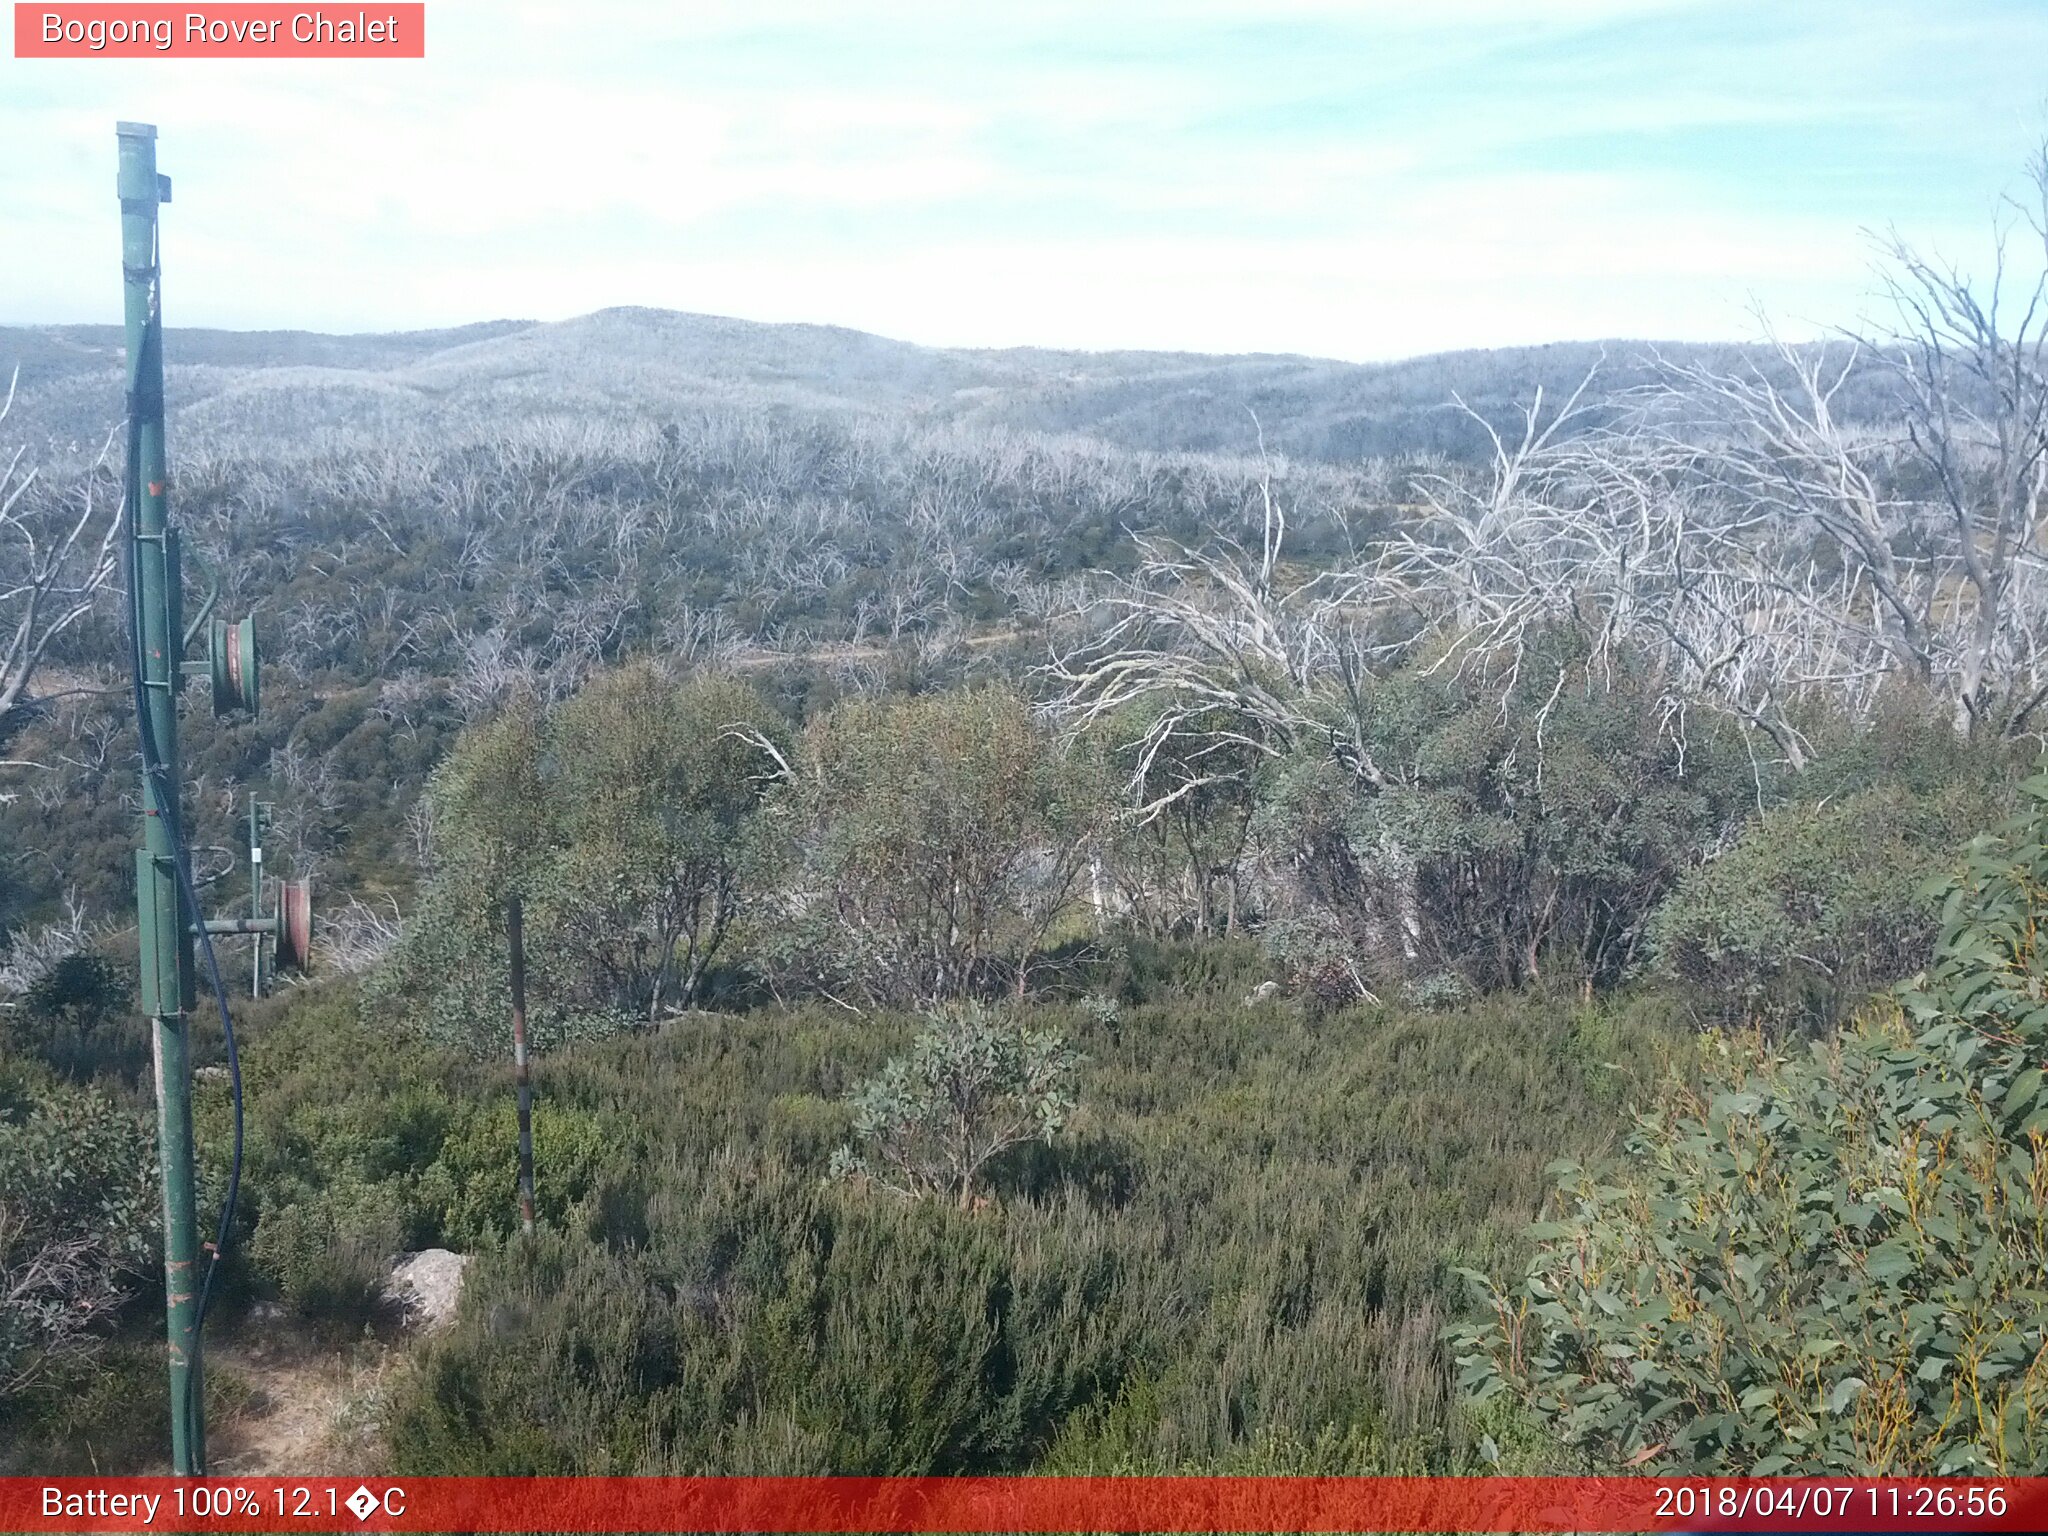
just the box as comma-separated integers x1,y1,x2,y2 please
209,616,258,716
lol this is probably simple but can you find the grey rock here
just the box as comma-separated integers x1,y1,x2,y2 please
385,1248,469,1332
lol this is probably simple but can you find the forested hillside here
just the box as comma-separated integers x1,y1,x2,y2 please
0,309,1887,466
4,158,2047,1479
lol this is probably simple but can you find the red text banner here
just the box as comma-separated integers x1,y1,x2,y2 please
3,1476,2046,1533
13,5,424,57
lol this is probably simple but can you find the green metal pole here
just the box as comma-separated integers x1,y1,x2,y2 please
118,120,205,1477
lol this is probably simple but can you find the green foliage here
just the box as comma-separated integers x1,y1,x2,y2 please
1258,641,1756,995
1,950,143,1083
0,1340,254,1475
21,952,127,1032
0,1075,155,1398
764,687,1106,1004
420,1098,614,1249
368,668,778,1052
205,988,455,1235
201,988,606,1308
363,876,634,1057
1091,934,1271,1006
424,693,554,901
832,1004,1080,1207
365,698,563,1055
544,666,777,1019
1450,778,2048,1475
1257,907,1375,1015
378,979,1685,1475
1092,701,1261,938
1648,784,1990,1026
384,1179,1144,1476
250,1180,407,1329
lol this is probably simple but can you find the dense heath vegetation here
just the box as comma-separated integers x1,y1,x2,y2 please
5,157,2048,1476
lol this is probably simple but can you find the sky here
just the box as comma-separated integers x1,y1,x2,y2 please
2,0,2046,360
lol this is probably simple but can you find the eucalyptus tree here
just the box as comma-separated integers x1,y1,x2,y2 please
830,1002,1080,1210
0,1081,155,1400
369,694,553,1232
544,664,777,1020
1453,779,2048,1475
372,666,781,1035
761,686,1107,1007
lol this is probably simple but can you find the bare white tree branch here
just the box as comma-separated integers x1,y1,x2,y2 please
0,371,122,750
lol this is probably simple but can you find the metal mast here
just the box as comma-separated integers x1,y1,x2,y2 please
117,120,312,1476
118,119,205,1476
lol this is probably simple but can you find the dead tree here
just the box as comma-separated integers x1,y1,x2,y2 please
1,372,120,756
1374,370,1853,768
1384,142,2048,756
1869,146,2048,736
1047,446,1385,821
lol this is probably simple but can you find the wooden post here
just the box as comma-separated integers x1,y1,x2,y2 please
507,894,536,1237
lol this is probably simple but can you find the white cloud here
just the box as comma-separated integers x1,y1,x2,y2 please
0,0,2037,354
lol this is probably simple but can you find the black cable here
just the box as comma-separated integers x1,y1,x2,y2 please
124,241,244,1475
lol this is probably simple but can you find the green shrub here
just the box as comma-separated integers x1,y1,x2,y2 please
379,981,1685,1477
1646,785,1979,1026
2,951,143,1083
250,1181,407,1329
831,1004,1080,1208
0,1078,155,1398
1256,642,1755,996
1,1341,168,1474
368,667,780,1047
545,666,777,1020
1088,934,1269,1006
201,989,459,1269
761,687,1106,1004
385,1166,1147,1476
420,1098,614,1249
1088,700,1261,940
1260,909,1376,1014
1451,778,2048,1475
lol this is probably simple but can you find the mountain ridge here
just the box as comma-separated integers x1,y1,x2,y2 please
0,306,1801,465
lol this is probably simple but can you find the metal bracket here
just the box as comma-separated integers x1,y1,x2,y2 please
182,544,220,650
